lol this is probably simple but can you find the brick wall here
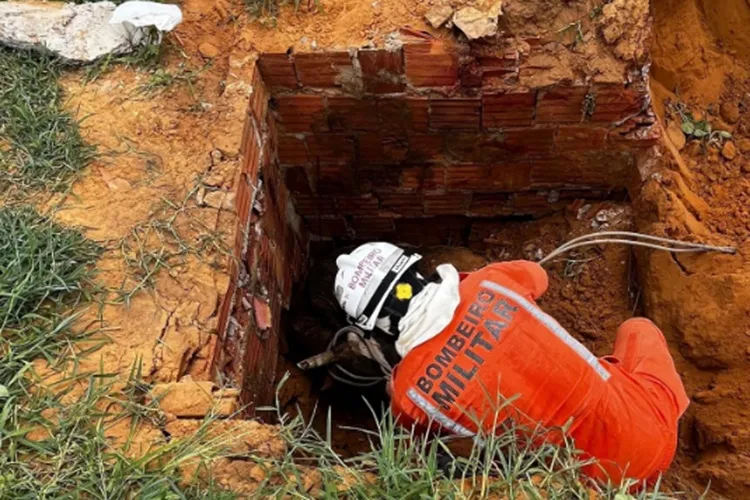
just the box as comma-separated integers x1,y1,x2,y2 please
260,29,658,246
213,67,307,415
216,28,659,412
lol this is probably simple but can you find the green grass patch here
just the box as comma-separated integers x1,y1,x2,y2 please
251,375,681,499
0,206,101,329
0,49,96,193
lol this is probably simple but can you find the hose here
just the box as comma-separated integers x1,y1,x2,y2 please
538,231,736,266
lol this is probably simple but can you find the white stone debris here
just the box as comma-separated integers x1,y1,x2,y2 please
453,1,502,40
0,1,181,64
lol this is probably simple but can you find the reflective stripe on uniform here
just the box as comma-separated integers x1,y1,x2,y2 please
480,280,611,381
406,388,476,438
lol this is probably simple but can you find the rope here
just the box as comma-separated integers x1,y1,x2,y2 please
538,231,736,266
326,325,392,388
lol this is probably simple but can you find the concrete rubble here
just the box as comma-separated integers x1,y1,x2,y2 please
0,2,132,63
453,1,502,40
0,1,182,63
425,6,454,29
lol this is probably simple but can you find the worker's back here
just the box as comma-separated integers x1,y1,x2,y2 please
390,261,688,483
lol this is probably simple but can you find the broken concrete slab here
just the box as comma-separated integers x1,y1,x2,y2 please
425,5,453,29
453,2,502,40
0,2,133,63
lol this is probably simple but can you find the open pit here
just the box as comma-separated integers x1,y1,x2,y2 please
208,13,660,459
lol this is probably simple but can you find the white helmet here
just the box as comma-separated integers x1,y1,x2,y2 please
334,242,422,331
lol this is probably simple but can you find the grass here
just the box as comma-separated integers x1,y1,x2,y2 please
0,206,101,329
245,0,319,21
0,203,240,499
83,28,167,84
242,374,683,499
0,49,96,194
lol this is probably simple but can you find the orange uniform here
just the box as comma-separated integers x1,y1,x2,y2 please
390,261,690,483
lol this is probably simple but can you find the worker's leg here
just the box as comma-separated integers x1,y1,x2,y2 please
610,318,690,422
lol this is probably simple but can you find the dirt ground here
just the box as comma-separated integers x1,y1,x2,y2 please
36,0,750,496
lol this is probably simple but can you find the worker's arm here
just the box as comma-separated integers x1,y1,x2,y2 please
485,260,549,299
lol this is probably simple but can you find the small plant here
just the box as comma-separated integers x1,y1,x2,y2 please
669,101,733,147
582,91,597,121
0,205,101,328
245,0,319,20
557,20,586,47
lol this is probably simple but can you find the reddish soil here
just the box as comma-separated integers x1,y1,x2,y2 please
642,0,750,496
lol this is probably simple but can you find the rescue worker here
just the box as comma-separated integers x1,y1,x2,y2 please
333,242,690,484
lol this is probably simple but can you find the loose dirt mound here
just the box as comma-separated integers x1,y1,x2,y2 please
646,0,750,496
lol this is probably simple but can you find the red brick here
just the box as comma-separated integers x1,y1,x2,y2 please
536,87,590,124
555,126,608,152
609,120,660,148
257,53,298,88
424,193,470,215
395,216,470,246
307,134,356,164
336,195,379,215
358,134,409,164
304,215,348,237
314,164,354,194
512,192,564,215
405,98,430,132
406,134,444,163
469,193,513,216
529,154,630,188
283,166,312,193
500,128,555,156
445,164,492,190
489,164,532,191
378,99,408,131
294,52,353,87
477,54,520,83
403,42,459,87
482,93,535,128
399,167,423,190
277,134,309,166
356,165,403,192
272,95,326,133
292,195,337,216
266,112,278,154
243,128,261,178
249,69,269,122
327,97,379,131
590,85,645,124
378,192,424,216
352,216,397,238
445,130,553,163
358,49,405,93
430,99,481,130
445,164,532,191
460,61,483,88
422,166,446,191
240,113,258,163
